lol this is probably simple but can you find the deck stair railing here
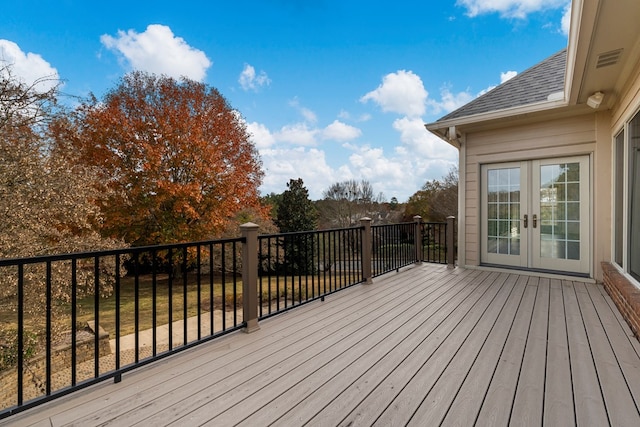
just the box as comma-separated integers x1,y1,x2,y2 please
0,217,454,419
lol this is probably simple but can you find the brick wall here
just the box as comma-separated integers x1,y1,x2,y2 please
602,262,640,339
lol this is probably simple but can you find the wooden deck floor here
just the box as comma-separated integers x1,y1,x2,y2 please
5,264,640,426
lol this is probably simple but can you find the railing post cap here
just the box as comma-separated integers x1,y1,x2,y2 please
446,216,456,220
240,222,260,230
413,215,422,221
360,217,372,222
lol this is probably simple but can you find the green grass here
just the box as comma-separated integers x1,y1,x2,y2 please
74,272,241,337
0,271,363,341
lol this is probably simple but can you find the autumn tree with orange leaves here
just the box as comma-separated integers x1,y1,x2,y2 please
51,72,266,246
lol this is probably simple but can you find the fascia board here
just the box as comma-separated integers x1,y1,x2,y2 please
424,98,568,133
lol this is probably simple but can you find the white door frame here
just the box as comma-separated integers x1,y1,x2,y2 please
480,156,591,275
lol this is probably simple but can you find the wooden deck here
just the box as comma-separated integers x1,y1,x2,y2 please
5,264,640,426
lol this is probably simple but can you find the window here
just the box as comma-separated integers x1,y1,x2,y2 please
630,112,640,280
614,110,640,281
615,131,624,266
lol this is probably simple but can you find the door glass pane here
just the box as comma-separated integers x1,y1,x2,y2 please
539,162,580,260
487,167,520,255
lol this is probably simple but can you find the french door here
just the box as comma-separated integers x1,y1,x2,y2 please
480,156,590,275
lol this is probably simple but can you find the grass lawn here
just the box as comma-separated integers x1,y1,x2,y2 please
74,272,242,337
0,271,363,342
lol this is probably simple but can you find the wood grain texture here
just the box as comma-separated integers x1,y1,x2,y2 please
4,265,640,427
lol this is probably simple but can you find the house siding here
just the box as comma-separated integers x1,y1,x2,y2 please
612,58,640,133
461,114,603,275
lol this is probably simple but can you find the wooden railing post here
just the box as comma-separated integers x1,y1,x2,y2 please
447,216,456,269
413,215,423,264
240,222,260,333
360,217,373,285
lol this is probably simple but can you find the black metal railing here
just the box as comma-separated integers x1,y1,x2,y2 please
421,221,449,264
0,238,244,417
0,217,455,419
257,227,364,319
371,222,418,277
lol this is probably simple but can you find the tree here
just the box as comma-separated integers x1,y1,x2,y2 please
0,62,123,349
261,192,283,222
389,197,399,210
275,179,318,274
1,61,123,260
0,63,59,131
405,167,458,222
318,179,385,228
51,71,266,247
275,178,318,233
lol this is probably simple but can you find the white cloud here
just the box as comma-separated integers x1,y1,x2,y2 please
259,147,336,199
561,3,571,36
393,116,459,160
431,87,474,114
338,109,372,122
301,108,317,123
247,121,276,149
289,98,317,123
0,40,59,92
342,141,457,202
457,0,569,19
338,110,350,120
347,145,406,185
275,122,319,146
322,120,362,141
251,107,460,201
361,70,428,117
238,64,271,91
100,24,211,81
500,70,518,83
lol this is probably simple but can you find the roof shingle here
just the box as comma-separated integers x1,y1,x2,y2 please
437,48,567,122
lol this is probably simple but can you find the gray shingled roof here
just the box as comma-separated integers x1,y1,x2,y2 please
437,48,567,122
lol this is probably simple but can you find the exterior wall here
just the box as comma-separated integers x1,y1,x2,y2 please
609,58,640,287
460,112,612,279
611,59,640,133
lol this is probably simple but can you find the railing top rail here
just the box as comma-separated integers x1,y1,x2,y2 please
371,222,415,229
259,225,364,239
0,236,245,266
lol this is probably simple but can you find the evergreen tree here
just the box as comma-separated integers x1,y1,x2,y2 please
275,178,318,274
275,178,318,232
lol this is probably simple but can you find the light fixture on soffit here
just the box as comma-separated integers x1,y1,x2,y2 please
587,91,604,109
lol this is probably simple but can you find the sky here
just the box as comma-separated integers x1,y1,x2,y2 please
0,0,571,202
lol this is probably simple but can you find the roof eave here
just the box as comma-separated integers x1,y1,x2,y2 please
425,98,568,143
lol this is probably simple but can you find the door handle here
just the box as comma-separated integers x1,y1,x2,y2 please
533,214,537,228
523,214,528,228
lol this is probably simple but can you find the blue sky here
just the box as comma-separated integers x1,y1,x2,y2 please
1,0,570,201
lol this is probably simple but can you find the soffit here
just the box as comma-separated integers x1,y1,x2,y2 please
569,0,640,107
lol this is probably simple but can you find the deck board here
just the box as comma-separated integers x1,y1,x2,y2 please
575,281,640,426
437,274,530,426
585,283,640,408
562,280,609,426
543,279,575,426
338,272,507,426
510,276,548,426
404,273,522,426
237,268,484,426
473,276,538,426
273,269,487,427
4,264,640,427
